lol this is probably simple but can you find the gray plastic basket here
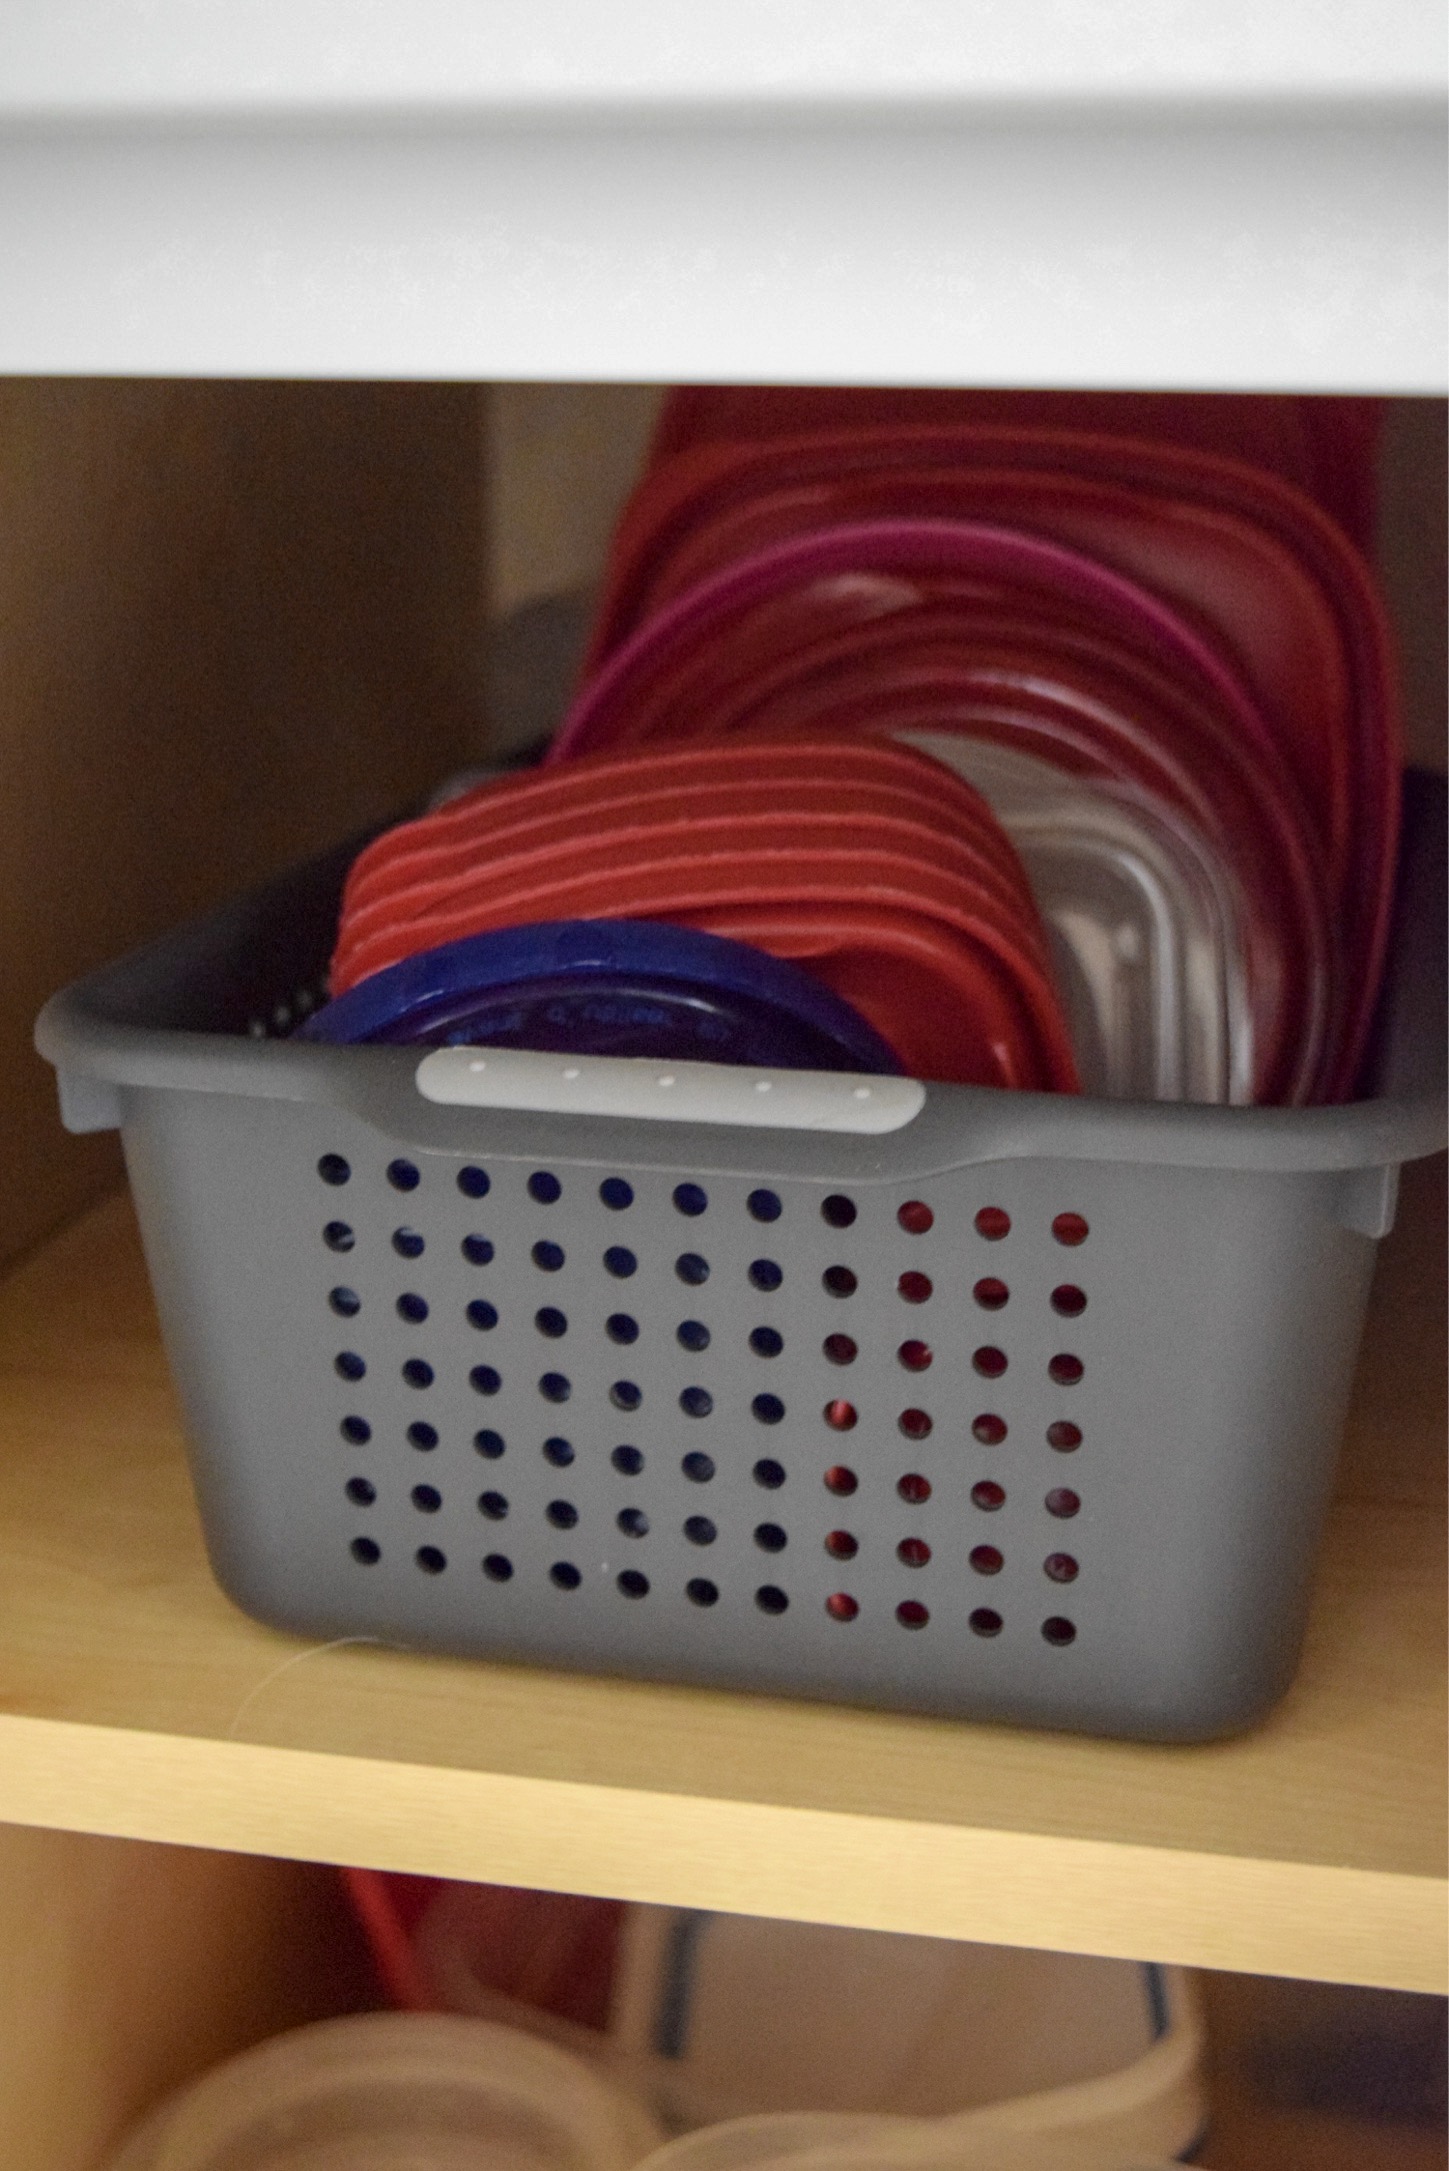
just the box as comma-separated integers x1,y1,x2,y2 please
36,777,1445,1742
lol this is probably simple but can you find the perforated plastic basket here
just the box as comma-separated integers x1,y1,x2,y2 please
36,778,1445,1742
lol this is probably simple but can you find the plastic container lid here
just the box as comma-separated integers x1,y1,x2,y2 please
639,385,1382,549
341,740,1036,928
903,734,1252,1104
612,462,1358,901
104,2012,664,2171
300,918,903,1076
321,735,1078,1091
552,519,1277,774
337,768,1037,968
684,900,1076,1091
582,421,1399,1097
329,847,1080,1094
533,643,1321,1101
332,808,1052,997
537,520,1332,1100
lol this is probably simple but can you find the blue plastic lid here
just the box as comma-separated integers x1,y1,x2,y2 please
299,919,902,1074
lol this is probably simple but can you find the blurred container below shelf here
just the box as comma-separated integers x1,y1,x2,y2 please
103,2011,664,2171
101,1962,1198,2171
350,1873,1206,2163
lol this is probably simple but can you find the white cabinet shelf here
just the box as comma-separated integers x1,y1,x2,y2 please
3,0,1442,112
0,3,1443,387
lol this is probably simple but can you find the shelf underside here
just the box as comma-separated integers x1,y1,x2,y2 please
0,1161,1441,1992
1,112,1442,389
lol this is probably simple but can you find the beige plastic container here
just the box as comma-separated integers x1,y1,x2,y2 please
105,2012,664,2171
409,1896,1205,2163
103,1993,1196,2171
644,2139,1181,2171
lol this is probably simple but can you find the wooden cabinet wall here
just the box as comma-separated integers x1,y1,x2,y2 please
0,1825,375,2171
0,377,485,1274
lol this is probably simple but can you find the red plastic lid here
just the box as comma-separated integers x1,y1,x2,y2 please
337,831,1060,1002
344,742,1035,927
329,728,1079,1090
644,388,1382,551
343,887,1075,1093
541,520,1333,1100
581,422,1397,1096
334,839,1080,1092
339,810,1044,990
556,519,1276,771
731,687,1330,1105
621,465,1357,903
688,900,1079,1091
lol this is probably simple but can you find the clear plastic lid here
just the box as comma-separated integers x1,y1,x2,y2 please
902,735,1253,1104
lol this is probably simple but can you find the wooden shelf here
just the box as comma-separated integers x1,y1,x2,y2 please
0,1161,1441,1994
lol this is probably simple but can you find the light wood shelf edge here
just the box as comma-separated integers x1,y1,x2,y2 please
0,1710,1443,1994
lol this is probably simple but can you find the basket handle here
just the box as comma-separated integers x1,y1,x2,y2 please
414,1047,925,1136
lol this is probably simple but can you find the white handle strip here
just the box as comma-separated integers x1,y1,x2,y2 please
415,1047,925,1135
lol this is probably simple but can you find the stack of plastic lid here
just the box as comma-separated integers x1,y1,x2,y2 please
314,390,1398,1108
640,387,1383,554
903,737,1252,1105
312,738,1080,1093
542,389,1400,1106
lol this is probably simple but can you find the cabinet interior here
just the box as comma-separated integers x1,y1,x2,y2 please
0,380,1441,2171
